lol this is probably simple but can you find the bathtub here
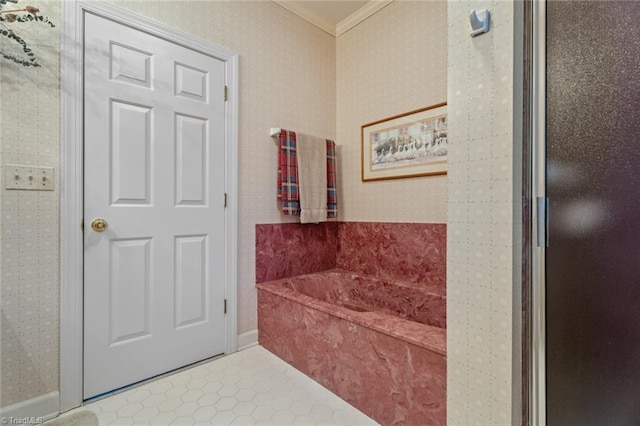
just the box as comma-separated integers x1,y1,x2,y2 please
257,269,446,425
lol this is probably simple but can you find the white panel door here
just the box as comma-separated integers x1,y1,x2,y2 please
83,13,227,399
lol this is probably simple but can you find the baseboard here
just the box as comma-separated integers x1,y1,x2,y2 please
0,391,59,422
237,329,258,351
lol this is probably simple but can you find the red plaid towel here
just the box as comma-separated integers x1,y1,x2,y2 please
276,129,337,218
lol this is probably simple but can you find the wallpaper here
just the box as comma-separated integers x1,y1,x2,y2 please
446,1,523,424
0,0,62,407
336,0,447,223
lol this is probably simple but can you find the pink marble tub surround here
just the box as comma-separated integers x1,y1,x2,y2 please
255,222,337,283
257,271,446,354
256,221,446,289
258,282,446,425
280,270,445,329
337,222,446,291
256,222,447,425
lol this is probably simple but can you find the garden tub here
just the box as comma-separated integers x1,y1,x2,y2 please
257,269,446,425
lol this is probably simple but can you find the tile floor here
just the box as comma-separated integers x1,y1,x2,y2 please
52,345,378,425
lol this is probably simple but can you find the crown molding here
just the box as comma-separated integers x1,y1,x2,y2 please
273,1,337,36
273,1,395,38
336,0,395,36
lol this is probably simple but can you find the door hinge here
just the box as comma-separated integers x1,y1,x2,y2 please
224,193,227,208
536,196,549,247
224,299,227,314
224,85,228,101
81,219,84,231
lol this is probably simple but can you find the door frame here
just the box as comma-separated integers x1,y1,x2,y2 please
60,0,239,412
528,0,546,424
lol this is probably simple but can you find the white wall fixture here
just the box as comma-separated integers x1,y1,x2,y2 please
5,164,55,190
469,9,490,37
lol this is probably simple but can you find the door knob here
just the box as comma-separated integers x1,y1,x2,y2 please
91,218,108,232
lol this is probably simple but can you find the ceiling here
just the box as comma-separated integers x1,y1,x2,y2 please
273,0,392,36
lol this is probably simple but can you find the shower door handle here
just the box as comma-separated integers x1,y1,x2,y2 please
536,197,549,247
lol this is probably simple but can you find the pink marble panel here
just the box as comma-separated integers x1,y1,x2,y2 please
337,222,446,292
258,284,446,425
279,270,446,329
258,274,446,354
255,222,337,283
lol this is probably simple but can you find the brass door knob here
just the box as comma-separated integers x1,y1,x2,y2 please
91,218,108,232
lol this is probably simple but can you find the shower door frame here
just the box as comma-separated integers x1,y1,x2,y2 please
528,0,546,424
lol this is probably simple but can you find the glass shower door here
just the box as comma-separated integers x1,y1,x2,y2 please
546,2,640,424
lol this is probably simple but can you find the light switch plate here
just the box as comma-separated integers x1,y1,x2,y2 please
5,164,55,191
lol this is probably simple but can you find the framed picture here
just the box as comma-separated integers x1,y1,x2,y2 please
361,102,447,181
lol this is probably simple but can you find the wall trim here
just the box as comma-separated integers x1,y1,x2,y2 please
0,391,59,422
272,0,337,36
273,0,395,37
60,0,238,413
336,0,394,36
237,330,259,351
59,0,85,412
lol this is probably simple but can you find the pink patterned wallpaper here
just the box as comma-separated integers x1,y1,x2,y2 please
255,223,338,283
256,222,446,292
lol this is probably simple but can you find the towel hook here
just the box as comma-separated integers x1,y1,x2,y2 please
469,9,490,37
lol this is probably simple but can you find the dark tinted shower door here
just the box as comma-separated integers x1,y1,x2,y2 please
546,2,640,424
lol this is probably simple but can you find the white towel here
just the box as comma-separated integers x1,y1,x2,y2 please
296,133,327,224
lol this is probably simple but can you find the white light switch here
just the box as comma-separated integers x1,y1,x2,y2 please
5,164,55,191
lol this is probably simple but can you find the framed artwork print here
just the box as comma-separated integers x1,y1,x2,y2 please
361,102,447,181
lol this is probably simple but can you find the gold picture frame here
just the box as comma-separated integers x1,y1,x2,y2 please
361,102,448,182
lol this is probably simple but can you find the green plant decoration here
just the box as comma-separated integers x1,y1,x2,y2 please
0,0,55,67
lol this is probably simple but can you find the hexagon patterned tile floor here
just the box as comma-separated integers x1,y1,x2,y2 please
51,346,378,425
